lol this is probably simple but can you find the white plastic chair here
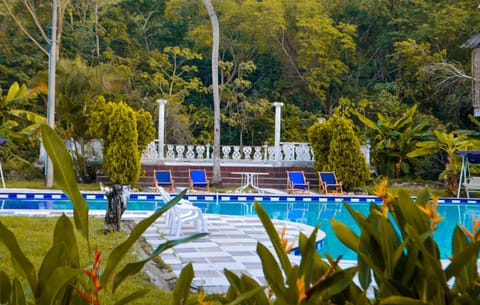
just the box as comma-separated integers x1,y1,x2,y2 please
157,186,208,236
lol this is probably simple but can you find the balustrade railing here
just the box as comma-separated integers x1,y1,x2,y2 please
54,139,370,167
141,141,317,164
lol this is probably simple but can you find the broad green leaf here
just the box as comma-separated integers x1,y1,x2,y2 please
53,215,80,267
112,232,207,291
330,218,359,252
224,269,243,295
445,240,480,280
257,243,285,297
37,244,67,291
0,271,11,304
38,267,83,305
0,220,37,294
356,112,381,131
254,201,291,274
298,230,318,284
100,189,186,287
40,124,89,242
308,267,358,302
226,286,266,305
12,279,27,305
5,82,20,103
114,289,150,305
379,295,425,304
172,263,194,305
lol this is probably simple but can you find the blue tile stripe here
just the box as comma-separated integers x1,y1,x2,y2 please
0,191,478,205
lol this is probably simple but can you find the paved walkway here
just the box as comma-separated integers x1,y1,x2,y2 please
138,212,323,293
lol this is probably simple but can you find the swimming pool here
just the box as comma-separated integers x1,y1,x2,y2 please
1,190,479,260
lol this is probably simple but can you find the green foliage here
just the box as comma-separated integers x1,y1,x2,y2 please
407,130,480,193
332,185,480,304
0,124,205,304
308,114,370,190
207,201,365,305
89,100,155,185
0,82,45,165
357,104,433,178
135,109,156,153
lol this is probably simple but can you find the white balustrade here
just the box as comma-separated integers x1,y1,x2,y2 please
138,140,370,166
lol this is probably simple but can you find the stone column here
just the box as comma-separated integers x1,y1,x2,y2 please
273,102,284,162
156,99,168,159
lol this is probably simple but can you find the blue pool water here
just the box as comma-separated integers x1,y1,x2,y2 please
0,193,479,260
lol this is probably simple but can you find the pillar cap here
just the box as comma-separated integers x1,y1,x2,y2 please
273,102,284,107
156,99,168,105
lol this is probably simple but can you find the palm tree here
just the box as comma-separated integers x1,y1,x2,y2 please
0,82,46,166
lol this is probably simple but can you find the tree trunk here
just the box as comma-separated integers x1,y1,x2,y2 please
201,0,222,186
104,184,128,233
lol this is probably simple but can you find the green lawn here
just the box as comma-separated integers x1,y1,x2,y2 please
4,178,101,191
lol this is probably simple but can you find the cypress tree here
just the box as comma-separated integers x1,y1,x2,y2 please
308,114,370,190
103,101,140,185
89,100,155,186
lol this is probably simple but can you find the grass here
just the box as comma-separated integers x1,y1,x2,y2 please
0,216,172,304
5,178,101,191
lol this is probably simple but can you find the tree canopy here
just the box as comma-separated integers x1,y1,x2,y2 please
2,0,480,181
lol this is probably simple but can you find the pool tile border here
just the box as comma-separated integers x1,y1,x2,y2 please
0,189,478,205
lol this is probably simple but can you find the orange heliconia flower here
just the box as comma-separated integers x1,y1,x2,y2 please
373,178,393,217
278,226,294,253
418,195,444,232
460,213,480,242
73,246,103,305
297,276,307,304
197,290,212,305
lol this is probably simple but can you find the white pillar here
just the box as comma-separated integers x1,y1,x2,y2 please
273,102,284,161
156,99,168,159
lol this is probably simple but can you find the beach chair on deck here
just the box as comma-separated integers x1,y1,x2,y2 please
287,170,310,194
318,171,343,194
188,168,210,192
153,169,175,193
157,186,207,237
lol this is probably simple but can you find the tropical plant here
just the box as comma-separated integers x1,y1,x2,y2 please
0,82,46,174
356,104,433,178
407,130,480,194
332,179,480,304
0,124,205,304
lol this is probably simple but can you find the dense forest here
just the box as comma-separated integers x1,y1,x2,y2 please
2,0,480,181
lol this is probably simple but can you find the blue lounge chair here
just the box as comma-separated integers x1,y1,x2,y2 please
318,171,343,194
153,169,175,193
188,168,210,192
287,170,310,194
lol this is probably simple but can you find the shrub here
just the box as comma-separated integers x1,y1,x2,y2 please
308,114,370,190
89,100,155,186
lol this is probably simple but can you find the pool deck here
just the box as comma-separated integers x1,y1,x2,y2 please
137,212,324,293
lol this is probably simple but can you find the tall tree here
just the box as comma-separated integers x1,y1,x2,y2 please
201,0,221,185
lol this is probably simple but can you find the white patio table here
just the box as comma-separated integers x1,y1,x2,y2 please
231,172,269,193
